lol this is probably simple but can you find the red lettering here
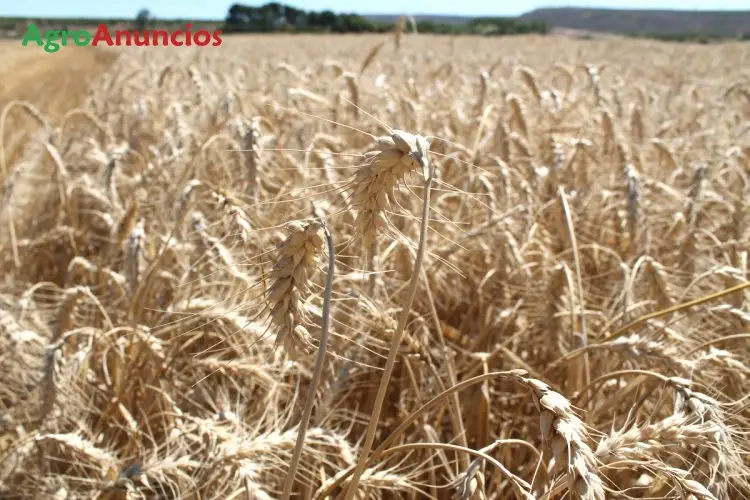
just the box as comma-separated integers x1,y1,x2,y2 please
115,30,132,46
91,23,113,46
194,30,211,46
152,30,169,46
212,30,223,46
133,31,149,46
170,30,183,46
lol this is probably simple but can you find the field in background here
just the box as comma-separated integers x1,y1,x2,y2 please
1,34,749,499
0,41,117,167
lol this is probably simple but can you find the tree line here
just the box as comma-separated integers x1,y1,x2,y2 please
223,3,550,35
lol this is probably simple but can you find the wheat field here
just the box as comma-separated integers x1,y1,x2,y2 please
1,33,749,499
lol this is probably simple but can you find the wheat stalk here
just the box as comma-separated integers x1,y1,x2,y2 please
281,221,334,500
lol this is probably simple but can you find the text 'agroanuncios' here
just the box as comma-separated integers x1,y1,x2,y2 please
22,23,223,53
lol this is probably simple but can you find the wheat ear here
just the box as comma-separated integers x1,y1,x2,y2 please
267,220,325,359
352,130,430,247
525,377,605,500
351,130,431,293
244,116,261,201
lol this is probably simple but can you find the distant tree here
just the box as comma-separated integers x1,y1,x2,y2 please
225,4,252,32
285,5,307,30
225,4,242,28
332,13,372,33
135,8,150,31
308,10,337,31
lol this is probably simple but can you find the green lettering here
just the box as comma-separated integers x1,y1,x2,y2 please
43,30,60,53
73,31,91,46
21,23,43,46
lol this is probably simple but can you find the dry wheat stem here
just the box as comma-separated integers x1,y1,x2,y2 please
558,187,591,391
420,271,470,468
342,157,435,500
604,280,750,341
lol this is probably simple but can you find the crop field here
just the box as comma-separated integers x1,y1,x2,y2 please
1,33,750,499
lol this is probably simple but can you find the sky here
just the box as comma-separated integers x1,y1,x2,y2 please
2,0,749,19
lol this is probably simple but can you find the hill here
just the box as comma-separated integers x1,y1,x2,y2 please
518,8,750,37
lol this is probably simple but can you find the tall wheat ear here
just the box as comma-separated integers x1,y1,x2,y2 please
344,128,434,499
281,219,335,500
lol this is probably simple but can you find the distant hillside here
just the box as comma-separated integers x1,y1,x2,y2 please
519,8,750,37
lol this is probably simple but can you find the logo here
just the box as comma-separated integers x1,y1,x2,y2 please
22,23,223,53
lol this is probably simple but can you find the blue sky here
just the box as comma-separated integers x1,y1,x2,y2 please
2,0,748,19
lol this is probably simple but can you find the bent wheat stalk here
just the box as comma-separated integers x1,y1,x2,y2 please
385,443,533,500
315,370,530,499
281,222,335,500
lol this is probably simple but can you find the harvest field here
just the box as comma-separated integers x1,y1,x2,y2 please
1,33,750,499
